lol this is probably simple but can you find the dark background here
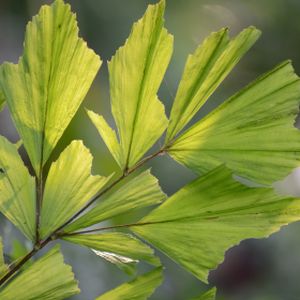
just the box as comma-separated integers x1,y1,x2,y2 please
1,1,300,299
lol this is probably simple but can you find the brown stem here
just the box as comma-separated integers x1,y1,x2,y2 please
60,221,157,236
0,148,165,288
0,236,52,287
55,148,165,232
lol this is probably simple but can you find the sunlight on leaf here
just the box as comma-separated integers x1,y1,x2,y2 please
0,0,101,174
132,165,300,283
96,267,163,300
63,232,160,267
169,61,300,184
166,26,260,142
92,249,138,276
0,245,80,300
64,169,165,233
40,141,111,239
0,136,36,240
94,0,173,169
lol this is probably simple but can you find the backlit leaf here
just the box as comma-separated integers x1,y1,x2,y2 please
0,245,80,300
64,169,165,233
40,141,111,239
168,61,300,184
96,267,163,300
63,232,160,267
0,136,36,240
132,165,300,282
166,26,260,142
97,0,173,169
0,0,101,174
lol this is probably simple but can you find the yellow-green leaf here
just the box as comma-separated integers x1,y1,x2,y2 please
0,136,36,240
87,110,122,167
191,288,216,300
0,0,101,174
64,169,165,233
96,267,163,300
0,237,8,278
168,61,300,184
63,232,160,267
166,26,260,142
132,165,300,283
0,245,80,300
100,0,172,169
40,141,111,239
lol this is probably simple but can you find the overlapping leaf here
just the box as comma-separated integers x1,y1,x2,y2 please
168,61,300,184
166,26,260,142
64,169,165,233
96,267,163,300
132,165,300,283
63,232,160,268
191,288,216,300
40,141,111,238
0,136,36,240
0,237,8,278
0,245,80,300
0,0,101,174
92,0,173,169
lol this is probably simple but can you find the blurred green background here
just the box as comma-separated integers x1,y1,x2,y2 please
1,0,300,299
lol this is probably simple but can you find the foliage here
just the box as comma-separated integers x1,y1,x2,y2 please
0,0,300,299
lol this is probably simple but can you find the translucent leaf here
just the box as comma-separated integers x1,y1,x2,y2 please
64,169,165,233
0,88,5,112
99,0,173,169
0,0,101,174
40,141,111,238
190,288,216,300
168,61,300,184
63,232,160,267
166,26,260,142
0,237,8,278
87,110,122,167
132,165,300,283
96,267,163,300
0,136,36,240
0,245,80,300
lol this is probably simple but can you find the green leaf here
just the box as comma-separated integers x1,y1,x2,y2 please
40,140,111,239
63,232,160,267
168,61,300,184
190,288,216,300
0,0,101,174
166,26,261,142
87,110,122,167
0,237,8,278
64,169,166,233
0,245,80,300
0,136,36,240
97,0,173,169
132,165,300,283
0,88,5,112
10,239,29,263
96,267,163,300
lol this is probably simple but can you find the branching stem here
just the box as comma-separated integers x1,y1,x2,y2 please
0,147,166,288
